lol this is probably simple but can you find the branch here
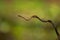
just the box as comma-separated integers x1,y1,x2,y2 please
18,15,59,38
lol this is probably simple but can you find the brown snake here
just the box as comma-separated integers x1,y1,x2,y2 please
18,15,60,40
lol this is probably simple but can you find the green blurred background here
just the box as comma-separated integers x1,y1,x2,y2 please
0,0,60,40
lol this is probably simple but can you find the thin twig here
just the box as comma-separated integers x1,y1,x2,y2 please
18,15,60,39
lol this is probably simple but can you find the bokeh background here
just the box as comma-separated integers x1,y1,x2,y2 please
0,0,60,40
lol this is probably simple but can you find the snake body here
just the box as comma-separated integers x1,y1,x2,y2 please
18,15,60,40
